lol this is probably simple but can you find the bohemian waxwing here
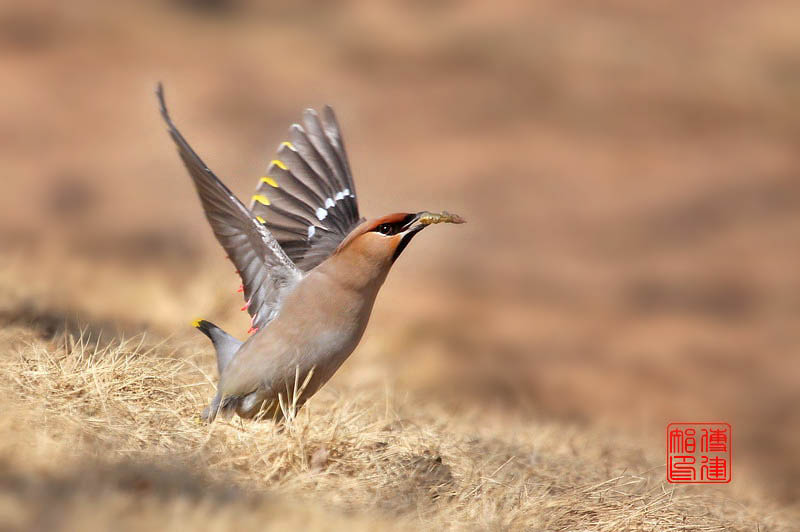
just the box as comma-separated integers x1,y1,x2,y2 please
156,85,464,422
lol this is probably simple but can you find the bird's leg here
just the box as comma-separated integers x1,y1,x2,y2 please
200,392,237,422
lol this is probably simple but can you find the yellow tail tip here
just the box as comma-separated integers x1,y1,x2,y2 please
191,318,203,328
270,159,288,170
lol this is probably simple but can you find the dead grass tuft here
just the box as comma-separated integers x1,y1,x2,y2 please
0,321,791,531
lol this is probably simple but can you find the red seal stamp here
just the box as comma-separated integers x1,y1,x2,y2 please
666,422,731,483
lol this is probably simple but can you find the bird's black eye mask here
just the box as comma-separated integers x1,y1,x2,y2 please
381,214,425,263
372,222,400,236
370,214,418,237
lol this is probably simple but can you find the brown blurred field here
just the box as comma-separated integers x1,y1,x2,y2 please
1,0,799,529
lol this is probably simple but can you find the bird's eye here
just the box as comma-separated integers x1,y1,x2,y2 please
375,223,394,235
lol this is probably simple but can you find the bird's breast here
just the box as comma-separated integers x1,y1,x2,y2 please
266,272,378,372
218,269,382,407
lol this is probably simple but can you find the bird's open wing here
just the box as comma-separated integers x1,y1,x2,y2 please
249,107,363,271
157,85,302,333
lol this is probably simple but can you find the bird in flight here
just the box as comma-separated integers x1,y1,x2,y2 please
156,84,464,422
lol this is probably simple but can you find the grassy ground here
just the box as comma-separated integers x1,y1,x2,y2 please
0,267,794,531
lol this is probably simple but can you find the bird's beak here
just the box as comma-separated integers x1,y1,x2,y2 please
392,211,466,263
398,213,426,235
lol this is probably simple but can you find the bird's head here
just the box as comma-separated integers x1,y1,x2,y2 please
322,211,465,290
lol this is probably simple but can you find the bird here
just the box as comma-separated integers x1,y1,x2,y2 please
156,84,464,422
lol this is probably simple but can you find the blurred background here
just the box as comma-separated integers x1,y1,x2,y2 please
1,0,799,511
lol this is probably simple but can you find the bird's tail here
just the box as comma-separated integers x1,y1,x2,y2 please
192,319,242,375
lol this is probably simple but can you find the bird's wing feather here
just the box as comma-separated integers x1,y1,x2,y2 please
157,85,302,332
249,106,363,271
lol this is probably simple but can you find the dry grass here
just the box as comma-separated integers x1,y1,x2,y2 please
0,296,792,531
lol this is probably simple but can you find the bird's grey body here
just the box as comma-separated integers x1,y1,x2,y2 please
210,253,386,419
157,84,464,422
